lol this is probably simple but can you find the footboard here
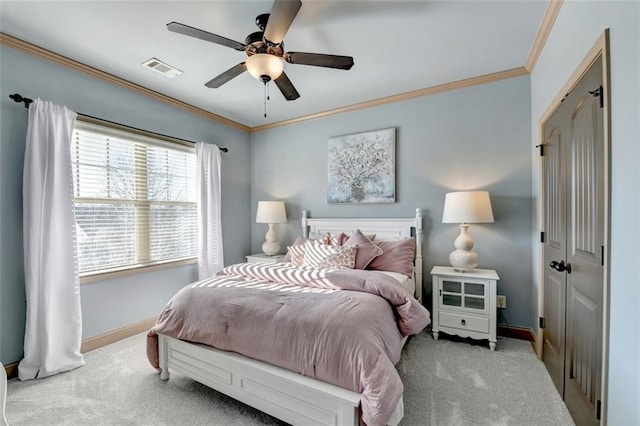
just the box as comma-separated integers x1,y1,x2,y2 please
158,334,360,426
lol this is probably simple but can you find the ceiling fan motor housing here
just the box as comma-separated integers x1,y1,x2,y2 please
255,13,270,31
245,30,284,57
245,31,264,47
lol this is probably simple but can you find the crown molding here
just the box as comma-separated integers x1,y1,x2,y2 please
525,0,564,73
0,32,250,132
250,67,529,133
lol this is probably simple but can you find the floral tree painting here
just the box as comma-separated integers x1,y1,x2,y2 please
327,128,396,204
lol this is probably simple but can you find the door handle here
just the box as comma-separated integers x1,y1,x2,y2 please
549,260,572,273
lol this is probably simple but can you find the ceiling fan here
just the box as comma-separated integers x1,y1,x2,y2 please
167,0,354,102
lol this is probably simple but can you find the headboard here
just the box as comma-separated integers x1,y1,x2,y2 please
301,208,424,303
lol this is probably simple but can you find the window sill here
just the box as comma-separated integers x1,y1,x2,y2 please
79,258,197,285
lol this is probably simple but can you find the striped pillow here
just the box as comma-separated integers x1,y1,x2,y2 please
282,232,348,262
286,244,306,267
302,240,356,269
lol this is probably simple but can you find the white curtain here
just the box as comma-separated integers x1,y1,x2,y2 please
196,142,224,280
19,99,84,380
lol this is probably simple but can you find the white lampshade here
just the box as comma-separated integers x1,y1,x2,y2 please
246,54,284,82
442,191,494,224
442,191,494,272
256,201,287,224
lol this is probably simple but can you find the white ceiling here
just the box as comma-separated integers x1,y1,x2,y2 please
0,1,548,128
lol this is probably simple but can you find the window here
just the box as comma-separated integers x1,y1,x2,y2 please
71,120,197,277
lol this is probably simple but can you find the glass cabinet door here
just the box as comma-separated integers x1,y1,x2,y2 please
441,280,462,307
462,282,486,310
440,278,487,311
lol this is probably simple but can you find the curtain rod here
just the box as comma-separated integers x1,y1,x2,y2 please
8,93,228,153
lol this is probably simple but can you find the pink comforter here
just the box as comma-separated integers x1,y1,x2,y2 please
147,263,431,425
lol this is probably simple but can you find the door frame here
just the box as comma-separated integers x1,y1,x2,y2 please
535,30,611,423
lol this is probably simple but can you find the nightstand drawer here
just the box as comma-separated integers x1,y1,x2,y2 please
439,311,489,334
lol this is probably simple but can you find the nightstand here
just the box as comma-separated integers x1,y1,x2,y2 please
245,253,285,264
430,266,499,350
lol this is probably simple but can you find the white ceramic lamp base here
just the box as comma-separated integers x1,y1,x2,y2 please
262,223,280,256
449,224,479,272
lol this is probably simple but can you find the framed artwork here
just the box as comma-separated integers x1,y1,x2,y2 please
327,127,396,204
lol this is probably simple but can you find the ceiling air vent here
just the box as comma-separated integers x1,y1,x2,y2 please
142,58,182,78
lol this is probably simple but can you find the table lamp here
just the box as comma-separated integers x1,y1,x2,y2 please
442,191,494,271
256,201,287,256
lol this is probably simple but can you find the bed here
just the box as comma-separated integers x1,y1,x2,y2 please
147,209,429,426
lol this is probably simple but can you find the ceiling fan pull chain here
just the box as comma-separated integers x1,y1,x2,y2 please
264,82,267,118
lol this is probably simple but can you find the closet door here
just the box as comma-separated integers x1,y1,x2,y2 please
542,56,604,426
542,92,570,395
563,57,604,426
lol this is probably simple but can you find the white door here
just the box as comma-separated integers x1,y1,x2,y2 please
542,56,605,425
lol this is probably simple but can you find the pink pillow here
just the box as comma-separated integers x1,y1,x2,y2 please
366,237,415,277
344,229,383,269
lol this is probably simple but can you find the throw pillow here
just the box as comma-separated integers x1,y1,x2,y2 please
282,232,348,262
286,243,306,267
318,245,357,269
302,240,356,269
344,229,383,269
366,237,416,277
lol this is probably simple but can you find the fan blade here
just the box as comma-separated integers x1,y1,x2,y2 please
263,0,302,45
205,62,247,88
167,22,246,51
274,72,300,101
286,52,354,70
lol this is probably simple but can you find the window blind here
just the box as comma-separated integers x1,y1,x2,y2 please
71,120,197,275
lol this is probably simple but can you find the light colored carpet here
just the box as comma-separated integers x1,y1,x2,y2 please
5,331,574,425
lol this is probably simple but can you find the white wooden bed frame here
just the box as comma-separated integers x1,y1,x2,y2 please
158,209,424,426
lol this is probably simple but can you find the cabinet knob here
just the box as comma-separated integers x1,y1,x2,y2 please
461,319,466,326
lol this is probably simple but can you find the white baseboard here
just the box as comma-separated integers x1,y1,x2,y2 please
4,317,157,379
80,317,157,353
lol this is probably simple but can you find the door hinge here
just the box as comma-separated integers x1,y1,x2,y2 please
596,399,602,421
540,231,545,243
601,245,605,266
589,85,604,108
535,144,545,156
539,317,546,329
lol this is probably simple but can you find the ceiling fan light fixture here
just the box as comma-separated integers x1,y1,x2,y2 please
246,53,284,82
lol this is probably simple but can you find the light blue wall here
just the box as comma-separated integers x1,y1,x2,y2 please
0,45,252,364
530,2,640,423
250,76,534,328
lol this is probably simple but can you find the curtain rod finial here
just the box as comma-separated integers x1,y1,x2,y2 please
9,93,33,108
